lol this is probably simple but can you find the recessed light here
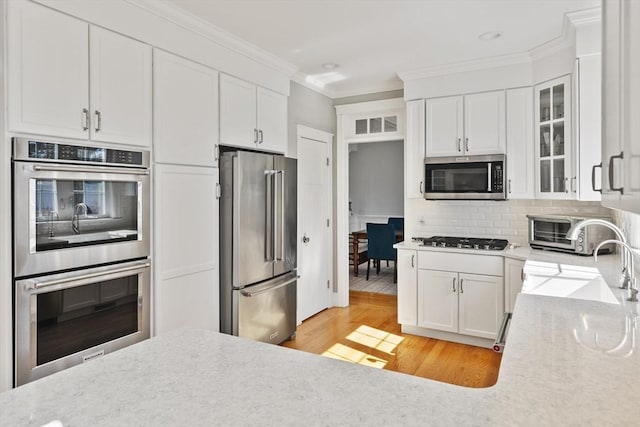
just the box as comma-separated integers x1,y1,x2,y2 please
478,31,502,41
322,62,339,70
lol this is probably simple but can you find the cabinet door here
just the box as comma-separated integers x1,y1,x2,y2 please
464,91,506,155
506,87,534,199
256,87,287,154
154,50,219,166
458,273,503,339
397,250,417,325
154,165,219,334
426,96,463,157
219,73,257,149
89,26,152,147
405,100,426,199
8,0,89,139
504,258,525,313
534,75,573,199
417,269,458,333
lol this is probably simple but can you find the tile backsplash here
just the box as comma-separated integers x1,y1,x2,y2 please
406,199,612,247
612,209,640,248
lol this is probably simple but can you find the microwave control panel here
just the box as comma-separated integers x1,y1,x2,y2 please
492,164,504,192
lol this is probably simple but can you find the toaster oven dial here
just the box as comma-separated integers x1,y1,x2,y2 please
577,245,584,252
578,236,584,243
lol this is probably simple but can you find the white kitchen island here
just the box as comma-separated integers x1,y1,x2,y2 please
1,255,638,426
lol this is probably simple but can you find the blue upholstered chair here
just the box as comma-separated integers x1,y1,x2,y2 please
387,217,404,233
366,223,397,283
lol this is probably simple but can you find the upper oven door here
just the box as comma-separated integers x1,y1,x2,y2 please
424,155,506,200
13,161,150,277
528,217,575,250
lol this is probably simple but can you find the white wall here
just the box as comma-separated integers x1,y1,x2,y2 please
349,141,404,217
287,82,335,157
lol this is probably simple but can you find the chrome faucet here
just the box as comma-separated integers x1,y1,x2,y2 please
48,211,59,237
72,203,88,234
595,239,638,302
567,219,632,290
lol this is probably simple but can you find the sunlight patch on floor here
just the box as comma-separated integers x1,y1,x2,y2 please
322,343,387,368
346,325,404,355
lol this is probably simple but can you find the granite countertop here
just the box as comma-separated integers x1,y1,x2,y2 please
2,253,639,425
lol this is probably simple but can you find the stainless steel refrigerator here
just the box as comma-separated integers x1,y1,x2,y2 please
219,150,297,344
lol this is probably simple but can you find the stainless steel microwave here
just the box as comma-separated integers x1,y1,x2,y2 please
423,154,506,200
527,214,615,255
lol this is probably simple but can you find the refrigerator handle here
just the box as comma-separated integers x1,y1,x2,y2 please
276,170,285,261
265,170,275,262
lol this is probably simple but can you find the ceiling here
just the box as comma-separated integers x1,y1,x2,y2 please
165,0,600,98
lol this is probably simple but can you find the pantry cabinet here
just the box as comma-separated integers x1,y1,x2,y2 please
154,164,219,335
405,100,426,198
220,74,287,154
397,249,418,325
8,0,152,146
153,50,219,167
425,91,505,157
601,0,640,213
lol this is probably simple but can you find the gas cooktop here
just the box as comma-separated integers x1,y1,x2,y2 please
413,236,509,251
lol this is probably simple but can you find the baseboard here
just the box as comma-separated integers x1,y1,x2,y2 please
401,325,494,349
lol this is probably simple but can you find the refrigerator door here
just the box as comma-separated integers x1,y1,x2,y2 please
234,272,297,344
273,156,297,277
234,151,275,288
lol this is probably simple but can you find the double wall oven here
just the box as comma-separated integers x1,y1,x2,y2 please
12,137,151,385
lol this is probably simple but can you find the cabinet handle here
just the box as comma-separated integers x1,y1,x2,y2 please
521,268,525,282
452,277,456,292
214,144,220,162
215,182,221,200
460,278,464,293
456,138,461,152
82,108,89,131
571,176,576,193
254,129,259,144
411,254,415,268
565,177,569,193
591,162,602,193
94,110,102,132
259,129,264,144
465,137,469,152
508,179,512,194
608,152,624,194
419,181,423,194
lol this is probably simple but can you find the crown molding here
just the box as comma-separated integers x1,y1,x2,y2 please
291,72,337,98
566,7,601,26
335,98,405,115
330,81,404,100
125,0,297,77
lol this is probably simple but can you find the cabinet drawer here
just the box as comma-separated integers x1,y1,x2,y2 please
417,251,503,276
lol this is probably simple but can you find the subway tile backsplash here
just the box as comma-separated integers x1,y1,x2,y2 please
406,199,612,246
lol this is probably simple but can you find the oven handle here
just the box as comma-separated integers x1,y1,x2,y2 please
29,262,151,290
32,164,149,176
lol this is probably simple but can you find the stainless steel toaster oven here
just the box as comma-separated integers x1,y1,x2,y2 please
527,214,616,255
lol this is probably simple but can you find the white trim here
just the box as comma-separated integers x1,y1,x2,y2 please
566,7,601,26
125,0,297,77
329,81,405,99
296,125,335,314
335,98,405,115
291,72,337,99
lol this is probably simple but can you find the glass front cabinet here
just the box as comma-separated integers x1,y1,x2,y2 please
534,75,573,198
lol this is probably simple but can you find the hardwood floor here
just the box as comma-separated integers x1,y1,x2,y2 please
282,291,502,388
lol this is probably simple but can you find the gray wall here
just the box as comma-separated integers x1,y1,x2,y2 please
349,141,404,216
287,82,336,158
333,89,404,106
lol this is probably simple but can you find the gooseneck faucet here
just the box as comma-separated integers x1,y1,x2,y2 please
566,219,632,290
595,240,638,302
72,203,88,234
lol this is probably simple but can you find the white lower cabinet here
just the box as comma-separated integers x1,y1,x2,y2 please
397,249,418,325
154,164,219,335
417,269,458,333
504,258,525,313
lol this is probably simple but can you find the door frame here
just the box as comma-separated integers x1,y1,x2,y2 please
296,124,334,317
335,98,405,307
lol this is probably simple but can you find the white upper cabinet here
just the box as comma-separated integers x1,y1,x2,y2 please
426,96,463,157
405,99,426,198
220,74,287,154
89,26,152,146
464,91,506,156
154,50,219,167
8,0,89,139
534,75,573,199
426,91,505,157
8,1,152,146
506,87,534,199
602,0,640,213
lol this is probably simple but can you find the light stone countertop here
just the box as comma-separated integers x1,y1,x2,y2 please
1,250,639,426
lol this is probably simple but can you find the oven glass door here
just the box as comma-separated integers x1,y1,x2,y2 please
532,220,573,246
15,261,150,385
425,162,491,193
13,162,150,277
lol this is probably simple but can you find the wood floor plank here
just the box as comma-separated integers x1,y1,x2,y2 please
282,290,502,388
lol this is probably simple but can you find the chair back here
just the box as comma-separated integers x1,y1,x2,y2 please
366,223,396,261
387,217,404,232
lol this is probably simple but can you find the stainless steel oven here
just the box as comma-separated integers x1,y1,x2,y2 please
14,260,150,385
12,138,150,277
424,154,506,200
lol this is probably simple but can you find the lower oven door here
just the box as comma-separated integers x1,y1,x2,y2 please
14,260,150,386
